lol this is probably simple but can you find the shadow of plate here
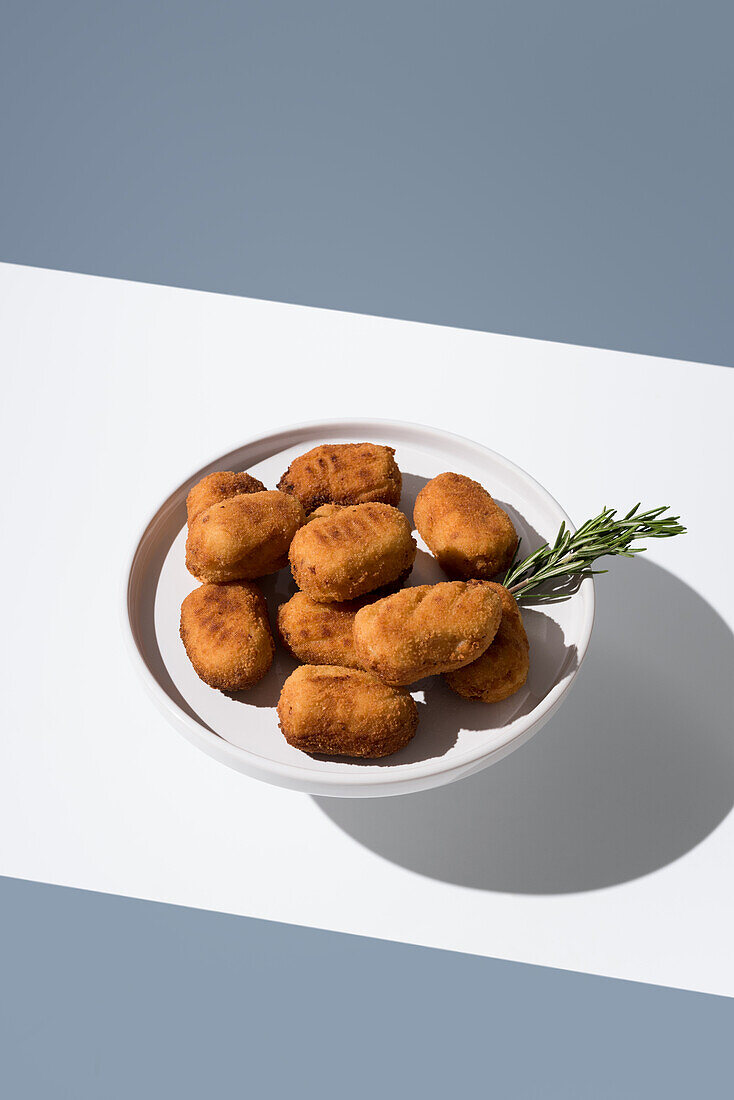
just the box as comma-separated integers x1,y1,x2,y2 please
314,558,734,894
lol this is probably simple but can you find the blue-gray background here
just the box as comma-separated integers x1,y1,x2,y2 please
1,0,733,365
2,2,733,1096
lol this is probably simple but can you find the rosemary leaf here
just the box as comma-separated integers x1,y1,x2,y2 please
503,505,686,601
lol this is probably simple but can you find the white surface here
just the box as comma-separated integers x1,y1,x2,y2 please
129,419,593,796
0,263,732,996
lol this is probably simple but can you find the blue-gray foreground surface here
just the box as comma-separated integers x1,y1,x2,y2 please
1,876,732,1099
1,0,733,365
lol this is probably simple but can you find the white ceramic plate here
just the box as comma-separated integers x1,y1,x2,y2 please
124,419,594,797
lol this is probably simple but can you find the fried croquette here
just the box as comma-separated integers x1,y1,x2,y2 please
276,591,371,669
278,443,402,514
413,472,518,579
353,580,502,685
186,470,267,526
277,665,418,758
289,502,416,602
444,584,529,702
180,582,274,691
186,490,305,582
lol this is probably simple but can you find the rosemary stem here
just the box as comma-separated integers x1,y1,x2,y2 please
502,504,685,602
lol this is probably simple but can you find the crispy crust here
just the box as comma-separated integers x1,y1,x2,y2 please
186,490,305,582
277,665,418,758
186,470,267,526
413,471,518,579
444,584,529,702
289,502,416,602
277,592,369,669
353,580,503,686
180,581,274,691
278,443,402,514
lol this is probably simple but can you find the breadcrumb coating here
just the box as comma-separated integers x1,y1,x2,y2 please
276,591,371,669
277,665,418,758
289,502,416,602
186,490,305,582
353,580,502,685
414,472,518,579
444,584,529,702
278,443,401,514
186,470,266,525
180,581,274,691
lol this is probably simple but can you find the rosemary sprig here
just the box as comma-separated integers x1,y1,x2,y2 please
503,504,686,602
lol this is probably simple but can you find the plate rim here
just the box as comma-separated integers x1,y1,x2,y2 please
122,417,596,797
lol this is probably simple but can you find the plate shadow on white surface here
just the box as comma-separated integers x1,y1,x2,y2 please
315,558,734,893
